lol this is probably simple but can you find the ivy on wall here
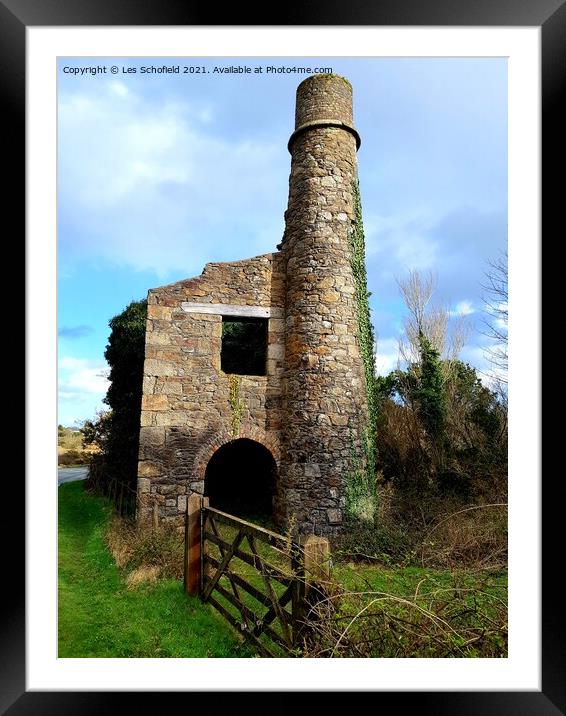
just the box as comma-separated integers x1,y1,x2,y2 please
228,374,245,439
346,179,379,522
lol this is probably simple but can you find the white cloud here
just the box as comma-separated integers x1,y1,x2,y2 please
58,83,287,277
364,211,439,271
109,80,129,97
58,357,110,425
450,300,475,316
375,337,401,376
59,357,110,395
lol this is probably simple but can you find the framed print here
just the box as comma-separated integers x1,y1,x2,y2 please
6,0,561,711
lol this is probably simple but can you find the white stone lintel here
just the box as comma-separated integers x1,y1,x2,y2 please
180,302,283,319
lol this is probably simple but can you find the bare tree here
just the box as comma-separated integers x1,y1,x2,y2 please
481,251,508,388
397,270,468,366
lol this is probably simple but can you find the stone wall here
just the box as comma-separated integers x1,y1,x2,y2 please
137,73,371,537
137,252,286,529
276,75,369,536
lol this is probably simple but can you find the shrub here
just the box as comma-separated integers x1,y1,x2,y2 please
334,518,415,565
300,572,508,658
58,450,90,466
82,300,147,512
336,484,507,571
105,514,184,582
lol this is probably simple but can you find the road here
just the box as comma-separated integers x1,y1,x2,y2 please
58,466,89,485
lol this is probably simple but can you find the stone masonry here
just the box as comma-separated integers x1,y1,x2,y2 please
137,74,370,536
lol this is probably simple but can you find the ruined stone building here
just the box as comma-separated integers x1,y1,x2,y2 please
137,73,371,536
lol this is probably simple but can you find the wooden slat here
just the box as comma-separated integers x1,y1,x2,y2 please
207,579,289,653
247,534,293,647
204,507,289,546
206,517,253,631
205,555,293,626
291,543,306,647
202,529,243,602
205,555,277,611
204,531,292,586
180,302,283,319
257,583,294,629
206,595,275,658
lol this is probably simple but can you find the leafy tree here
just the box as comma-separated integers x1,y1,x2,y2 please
377,358,506,497
413,331,446,443
81,410,112,452
376,269,506,498
86,299,147,499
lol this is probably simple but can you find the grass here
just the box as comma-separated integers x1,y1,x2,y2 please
58,481,254,657
333,561,507,596
196,517,507,658
59,482,507,658
307,563,507,658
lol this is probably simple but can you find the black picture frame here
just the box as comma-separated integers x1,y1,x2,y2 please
8,0,559,711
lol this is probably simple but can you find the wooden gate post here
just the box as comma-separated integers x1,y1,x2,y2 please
291,535,331,650
291,541,306,647
303,535,331,593
184,494,209,596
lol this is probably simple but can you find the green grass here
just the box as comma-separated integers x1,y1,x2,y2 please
203,520,507,658
58,481,254,657
333,561,507,596
59,482,507,658
326,562,507,658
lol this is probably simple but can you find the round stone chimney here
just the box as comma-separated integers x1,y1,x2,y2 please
277,74,369,536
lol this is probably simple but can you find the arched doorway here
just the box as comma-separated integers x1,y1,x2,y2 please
204,438,276,519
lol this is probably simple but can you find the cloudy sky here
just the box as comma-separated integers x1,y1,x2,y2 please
58,57,507,427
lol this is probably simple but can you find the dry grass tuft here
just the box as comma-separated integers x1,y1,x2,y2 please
106,516,135,568
336,483,507,571
125,565,162,588
419,504,507,569
105,515,184,581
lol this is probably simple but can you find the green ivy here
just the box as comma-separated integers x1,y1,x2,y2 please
414,331,446,442
228,374,245,439
346,179,379,522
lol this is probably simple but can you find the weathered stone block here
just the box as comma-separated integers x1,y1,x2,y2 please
144,359,178,377
304,463,321,478
137,478,151,493
139,426,165,446
267,343,285,360
327,509,343,525
139,461,163,478
147,305,173,320
158,484,178,495
142,394,169,411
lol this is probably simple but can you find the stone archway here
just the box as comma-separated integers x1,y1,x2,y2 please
203,438,276,519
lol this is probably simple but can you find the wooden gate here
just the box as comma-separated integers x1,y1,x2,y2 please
184,495,329,657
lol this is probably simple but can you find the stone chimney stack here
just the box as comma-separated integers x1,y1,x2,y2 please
277,74,369,536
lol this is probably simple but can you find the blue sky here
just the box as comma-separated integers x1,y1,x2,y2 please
58,57,507,427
